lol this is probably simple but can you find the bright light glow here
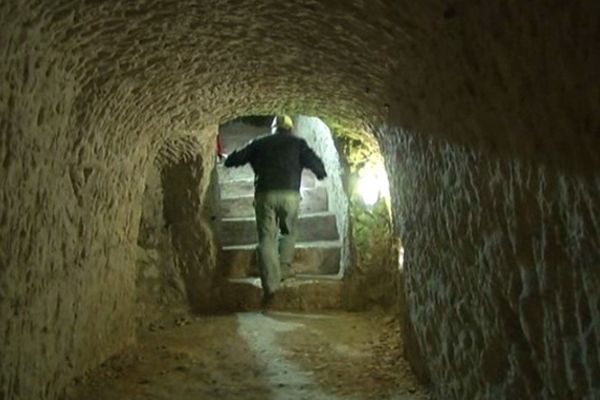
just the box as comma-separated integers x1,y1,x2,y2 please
398,246,405,271
356,163,390,206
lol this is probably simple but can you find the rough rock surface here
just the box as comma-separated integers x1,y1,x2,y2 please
379,128,600,399
331,124,398,310
136,129,220,320
64,312,429,400
136,162,184,324
0,1,598,399
159,132,219,313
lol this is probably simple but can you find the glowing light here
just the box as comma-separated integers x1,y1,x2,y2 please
398,246,404,271
356,163,390,206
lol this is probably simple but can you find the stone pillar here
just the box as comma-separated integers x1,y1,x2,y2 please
293,116,351,274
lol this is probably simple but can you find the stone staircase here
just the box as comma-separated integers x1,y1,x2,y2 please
215,127,344,310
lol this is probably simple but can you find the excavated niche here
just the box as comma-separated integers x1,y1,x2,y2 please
136,131,219,322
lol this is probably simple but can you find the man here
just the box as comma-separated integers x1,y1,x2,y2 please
224,115,327,308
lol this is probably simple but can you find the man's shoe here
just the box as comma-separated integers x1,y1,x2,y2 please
261,291,275,312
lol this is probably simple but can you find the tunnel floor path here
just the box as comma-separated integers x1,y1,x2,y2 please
65,311,430,400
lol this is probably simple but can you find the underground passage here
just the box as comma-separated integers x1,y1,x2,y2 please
1,2,599,400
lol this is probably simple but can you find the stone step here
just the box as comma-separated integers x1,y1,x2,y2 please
219,179,255,198
215,275,344,311
220,186,328,218
217,164,254,183
220,241,341,278
219,212,339,246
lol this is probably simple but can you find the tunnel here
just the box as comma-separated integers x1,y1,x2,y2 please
1,1,599,399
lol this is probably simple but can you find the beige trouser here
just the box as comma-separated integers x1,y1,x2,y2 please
254,190,301,295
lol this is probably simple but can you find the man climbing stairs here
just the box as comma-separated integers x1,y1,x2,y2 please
215,122,344,310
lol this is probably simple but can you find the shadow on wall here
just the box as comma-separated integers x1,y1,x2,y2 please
136,162,186,324
161,155,218,312
136,132,221,317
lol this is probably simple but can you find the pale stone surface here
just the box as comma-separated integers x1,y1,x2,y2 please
294,116,352,274
219,277,346,312
220,213,339,246
221,243,341,278
0,1,598,399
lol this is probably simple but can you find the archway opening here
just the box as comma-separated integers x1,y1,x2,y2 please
212,114,397,311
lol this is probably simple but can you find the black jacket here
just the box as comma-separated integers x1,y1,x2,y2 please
224,130,327,192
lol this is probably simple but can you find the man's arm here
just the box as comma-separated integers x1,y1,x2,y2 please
224,141,254,168
300,141,327,180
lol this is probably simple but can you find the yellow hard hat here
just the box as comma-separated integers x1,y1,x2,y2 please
272,115,294,130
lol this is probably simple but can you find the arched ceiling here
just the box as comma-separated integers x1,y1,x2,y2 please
1,0,598,169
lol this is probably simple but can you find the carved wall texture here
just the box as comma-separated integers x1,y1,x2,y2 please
160,133,219,313
136,161,183,325
0,1,598,399
379,128,600,399
136,131,218,323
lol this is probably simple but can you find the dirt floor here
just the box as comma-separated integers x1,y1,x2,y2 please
64,311,430,400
